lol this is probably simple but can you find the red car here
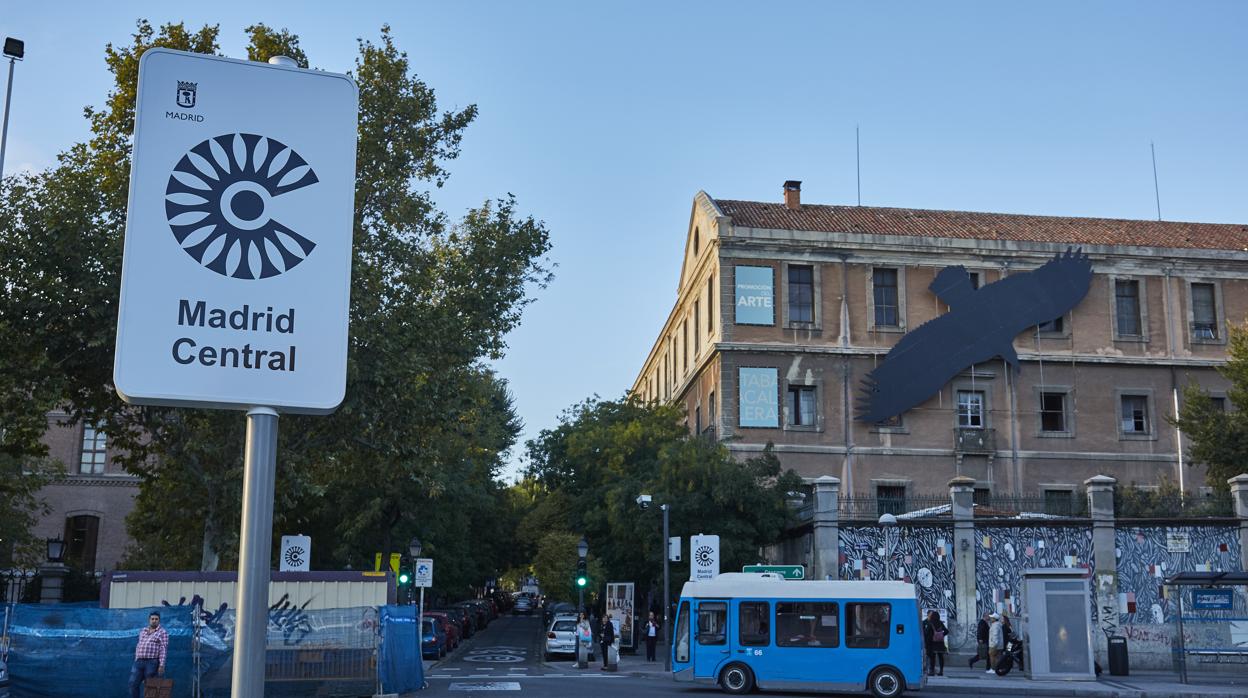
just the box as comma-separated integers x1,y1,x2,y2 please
425,611,460,650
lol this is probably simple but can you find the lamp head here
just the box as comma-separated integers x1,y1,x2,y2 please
408,537,422,558
3,38,23,60
577,536,588,558
878,513,898,527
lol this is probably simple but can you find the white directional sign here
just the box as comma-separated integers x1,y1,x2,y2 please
114,48,358,413
690,534,720,581
414,557,434,588
279,534,311,572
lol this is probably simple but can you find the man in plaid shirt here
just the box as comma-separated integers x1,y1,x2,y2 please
128,611,168,697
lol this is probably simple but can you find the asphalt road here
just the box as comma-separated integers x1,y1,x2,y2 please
408,612,1028,698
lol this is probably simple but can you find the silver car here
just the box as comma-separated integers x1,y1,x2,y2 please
543,614,582,661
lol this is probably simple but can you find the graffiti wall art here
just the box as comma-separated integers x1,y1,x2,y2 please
839,525,957,620
974,524,1094,617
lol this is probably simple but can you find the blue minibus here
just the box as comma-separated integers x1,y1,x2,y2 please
672,573,923,697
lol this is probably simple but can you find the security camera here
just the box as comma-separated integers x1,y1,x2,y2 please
636,494,652,509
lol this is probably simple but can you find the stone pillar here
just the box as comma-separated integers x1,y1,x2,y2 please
38,562,69,604
949,476,977,647
1086,474,1118,666
811,476,841,580
1230,474,1248,572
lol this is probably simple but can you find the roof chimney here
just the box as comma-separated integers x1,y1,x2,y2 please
783,180,802,210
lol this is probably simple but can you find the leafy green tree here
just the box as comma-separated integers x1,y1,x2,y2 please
0,20,551,590
1173,324,1248,491
524,396,802,604
531,531,604,604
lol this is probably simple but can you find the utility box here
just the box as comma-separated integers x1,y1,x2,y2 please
1021,569,1097,681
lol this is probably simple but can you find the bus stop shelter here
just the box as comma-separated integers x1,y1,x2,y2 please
1163,571,1248,684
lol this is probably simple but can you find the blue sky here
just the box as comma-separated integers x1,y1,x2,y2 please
5,2,1247,478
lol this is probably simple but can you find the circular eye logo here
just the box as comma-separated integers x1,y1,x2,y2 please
695,545,714,566
283,545,306,568
165,133,319,279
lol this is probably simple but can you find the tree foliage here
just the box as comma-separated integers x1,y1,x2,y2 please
0,20,550,597
1173,324,1248,491
523,396,802,610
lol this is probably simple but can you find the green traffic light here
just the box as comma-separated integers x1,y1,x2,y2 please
576,576,587,587
399,573,410,583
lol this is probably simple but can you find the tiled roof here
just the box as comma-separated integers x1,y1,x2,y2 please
714,199,1248,251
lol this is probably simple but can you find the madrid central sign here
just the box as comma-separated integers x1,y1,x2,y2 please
114,48,358,413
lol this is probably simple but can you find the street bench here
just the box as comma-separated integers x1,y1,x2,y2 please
1187,649,1248,665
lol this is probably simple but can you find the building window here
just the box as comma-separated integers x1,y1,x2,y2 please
872,268,900,327
788,265,814,324
968,272,981,290
1115,279,1142,337
1120,395,1149,434
693,227,700,256
693,301,701,356
1039,392,1067,433
79,423,107,475
1191,282,1218,340
788,385,817,427
776,601,839,647
1037,316,1064,334
846,603,891,649
695,405,702,435
876,485,906,516
64,514,100,571
708,391,716,426
682,320,689,373
973,488,990,506
739,601,771,646
957,390,984,428
1208,396,1227,412
874,414,903,429
707,275,715,335
1043,490,1073,516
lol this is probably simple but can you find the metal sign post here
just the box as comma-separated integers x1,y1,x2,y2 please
414,558,433,666
116,47,357,698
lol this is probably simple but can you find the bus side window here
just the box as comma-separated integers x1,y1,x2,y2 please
675,601,691,662
739,601,770,646
776,602,839,647
845,602,891,649
696,601,727,645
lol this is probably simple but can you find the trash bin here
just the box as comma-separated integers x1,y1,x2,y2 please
1108,635,1129,676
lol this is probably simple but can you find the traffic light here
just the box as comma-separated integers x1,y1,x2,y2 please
576,558,588,587
399,571,410,584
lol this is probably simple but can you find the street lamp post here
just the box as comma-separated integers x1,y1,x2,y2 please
878,513,897,580
661,503,671,672
0,37,25,178
409,537,422,669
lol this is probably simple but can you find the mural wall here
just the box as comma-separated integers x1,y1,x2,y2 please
839,525,957,621
974,524,1094,617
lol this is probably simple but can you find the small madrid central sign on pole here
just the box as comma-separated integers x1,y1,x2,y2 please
116,47,357,698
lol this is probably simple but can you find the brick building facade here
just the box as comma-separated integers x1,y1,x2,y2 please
633,183,1245,508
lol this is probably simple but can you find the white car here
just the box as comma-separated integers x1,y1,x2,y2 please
543,614,588,662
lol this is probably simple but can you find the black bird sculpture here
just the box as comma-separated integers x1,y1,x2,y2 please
856,248,1092,424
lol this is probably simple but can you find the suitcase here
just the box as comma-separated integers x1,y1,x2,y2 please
144,677,174,698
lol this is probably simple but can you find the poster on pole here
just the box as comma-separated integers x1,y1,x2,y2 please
606,582,635,649
690,534,720,581
115,48,358,414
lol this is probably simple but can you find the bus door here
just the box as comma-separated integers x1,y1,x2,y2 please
692,599,730,681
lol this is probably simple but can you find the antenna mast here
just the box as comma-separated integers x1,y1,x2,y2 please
1151,142,1161,221
856,125,861,206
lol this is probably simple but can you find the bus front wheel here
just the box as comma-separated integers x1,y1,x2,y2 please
868,666,904,698
719,663,755,695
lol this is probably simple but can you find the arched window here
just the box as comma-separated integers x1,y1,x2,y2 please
64,515,100,571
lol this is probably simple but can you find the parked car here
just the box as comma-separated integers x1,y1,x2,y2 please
439,606,473,639
425,611,460,650
421,617,448,659
514,596,533,615
456,600,489,630
543,614,581,662
543,601,575,627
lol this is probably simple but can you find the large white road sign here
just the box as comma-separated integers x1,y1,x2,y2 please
114,48,358,413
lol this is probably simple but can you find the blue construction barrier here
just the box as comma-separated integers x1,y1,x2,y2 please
1,603,421,696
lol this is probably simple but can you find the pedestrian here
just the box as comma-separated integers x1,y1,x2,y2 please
922,610,948,676
644,611,659,662
599,615,616,670
128,611,168,698
576,613,594,665
968,611,991,668
987,612,1004,674
1001,613,1023,671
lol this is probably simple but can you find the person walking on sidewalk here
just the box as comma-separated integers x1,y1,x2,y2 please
599,615,616,670
922,611,948,676
968,611,991,668
128,611,168,698
644,612,659,662
987,612,1004,674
